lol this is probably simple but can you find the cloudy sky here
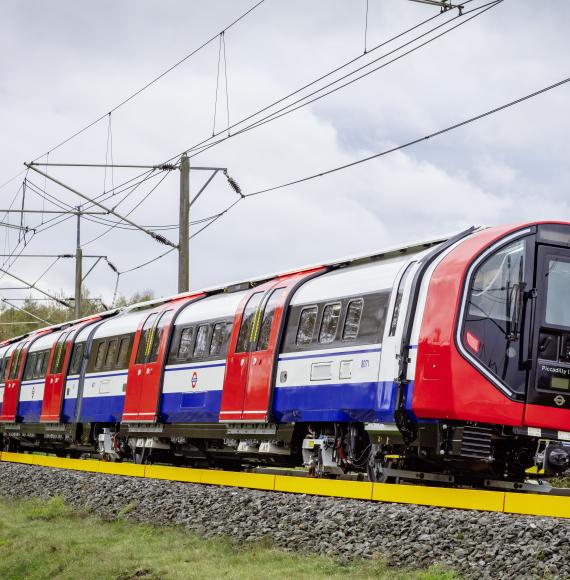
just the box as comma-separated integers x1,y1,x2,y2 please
0,0,568,307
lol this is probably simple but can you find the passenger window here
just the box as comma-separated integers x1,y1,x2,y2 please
236,292,264,353
342,299,363,341
69,343,85,375
210,322,226,357
194,325,210,358
319,303,341,344
256,288,286,351
296,306,318,345
116,337,131,368
177,327,195,360
135,313,158,364
389,264,413,337
40,350,50,377
105,339,118,368
24,353,36,380
148,311,172,363
94,342,106,370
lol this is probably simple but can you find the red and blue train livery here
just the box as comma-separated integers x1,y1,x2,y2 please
0,221,569,487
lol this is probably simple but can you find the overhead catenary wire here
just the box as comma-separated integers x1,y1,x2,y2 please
244,75,570,199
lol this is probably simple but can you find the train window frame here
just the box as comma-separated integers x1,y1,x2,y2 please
94,341,107,371
193,324,211,359
256,288,286,352
296,306,318,346
210,322,226,357
24,352,37,380
8,345,23,380
319,302,342,345
342,298,364,342
176,326,195,361
69,343,85,376
236,292,264,353
116,336,131,369
104,338,119,369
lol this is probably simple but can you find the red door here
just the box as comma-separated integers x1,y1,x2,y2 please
0,329,51,422
0,341,28,422
40,318,100,423
123,295,203,422
220,268,325,422
40,331,71,422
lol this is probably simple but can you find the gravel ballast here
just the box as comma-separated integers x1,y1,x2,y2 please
0,462,568,579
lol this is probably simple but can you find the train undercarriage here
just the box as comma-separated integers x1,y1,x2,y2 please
1,419,568,491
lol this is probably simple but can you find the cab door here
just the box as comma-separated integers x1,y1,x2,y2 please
0,341,29,422
524,241,570,430
220,267,325,422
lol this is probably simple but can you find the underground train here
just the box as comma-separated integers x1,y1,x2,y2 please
0,220,569,488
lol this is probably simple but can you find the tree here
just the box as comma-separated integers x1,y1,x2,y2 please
0,289,155,341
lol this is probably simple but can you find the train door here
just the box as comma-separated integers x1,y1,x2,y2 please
40,331,70,422
220,268,325,422
0,340,30,422
524,235,570,429
123,296,203,422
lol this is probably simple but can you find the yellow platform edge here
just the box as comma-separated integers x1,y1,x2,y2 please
1,452,570,519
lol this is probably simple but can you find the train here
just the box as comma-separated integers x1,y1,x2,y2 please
0,220,569,489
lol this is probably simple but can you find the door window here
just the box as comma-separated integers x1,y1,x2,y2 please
256,288,286,351
148,311,172,363
236,292,264,353
135,313,158,364
544,258,570,328
8,345,23,379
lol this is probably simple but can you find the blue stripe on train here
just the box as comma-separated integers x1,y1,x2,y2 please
12,381,411,425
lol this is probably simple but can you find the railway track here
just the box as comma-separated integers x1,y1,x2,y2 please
1,451,569,519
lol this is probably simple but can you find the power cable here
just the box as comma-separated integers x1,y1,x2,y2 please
244,75,570,199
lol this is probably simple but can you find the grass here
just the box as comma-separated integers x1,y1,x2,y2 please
0,496,457,580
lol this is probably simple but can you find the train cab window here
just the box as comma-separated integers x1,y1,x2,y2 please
236,292,264,353
194,325,210,358
69,343,85,375
177,327,195,360
24,353,37,380
545,258,570,328
296,306,318,345
104,339,118,368
210,322,227,357
319,303,342,344
256,288,286,352
463,238,528,393
94,342,107,370
135,313,158,364
116,337,131,368
342,299,363,341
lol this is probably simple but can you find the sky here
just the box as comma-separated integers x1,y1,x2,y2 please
0,0,569,308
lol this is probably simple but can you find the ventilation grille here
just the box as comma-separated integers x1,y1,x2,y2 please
460,425,493,461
